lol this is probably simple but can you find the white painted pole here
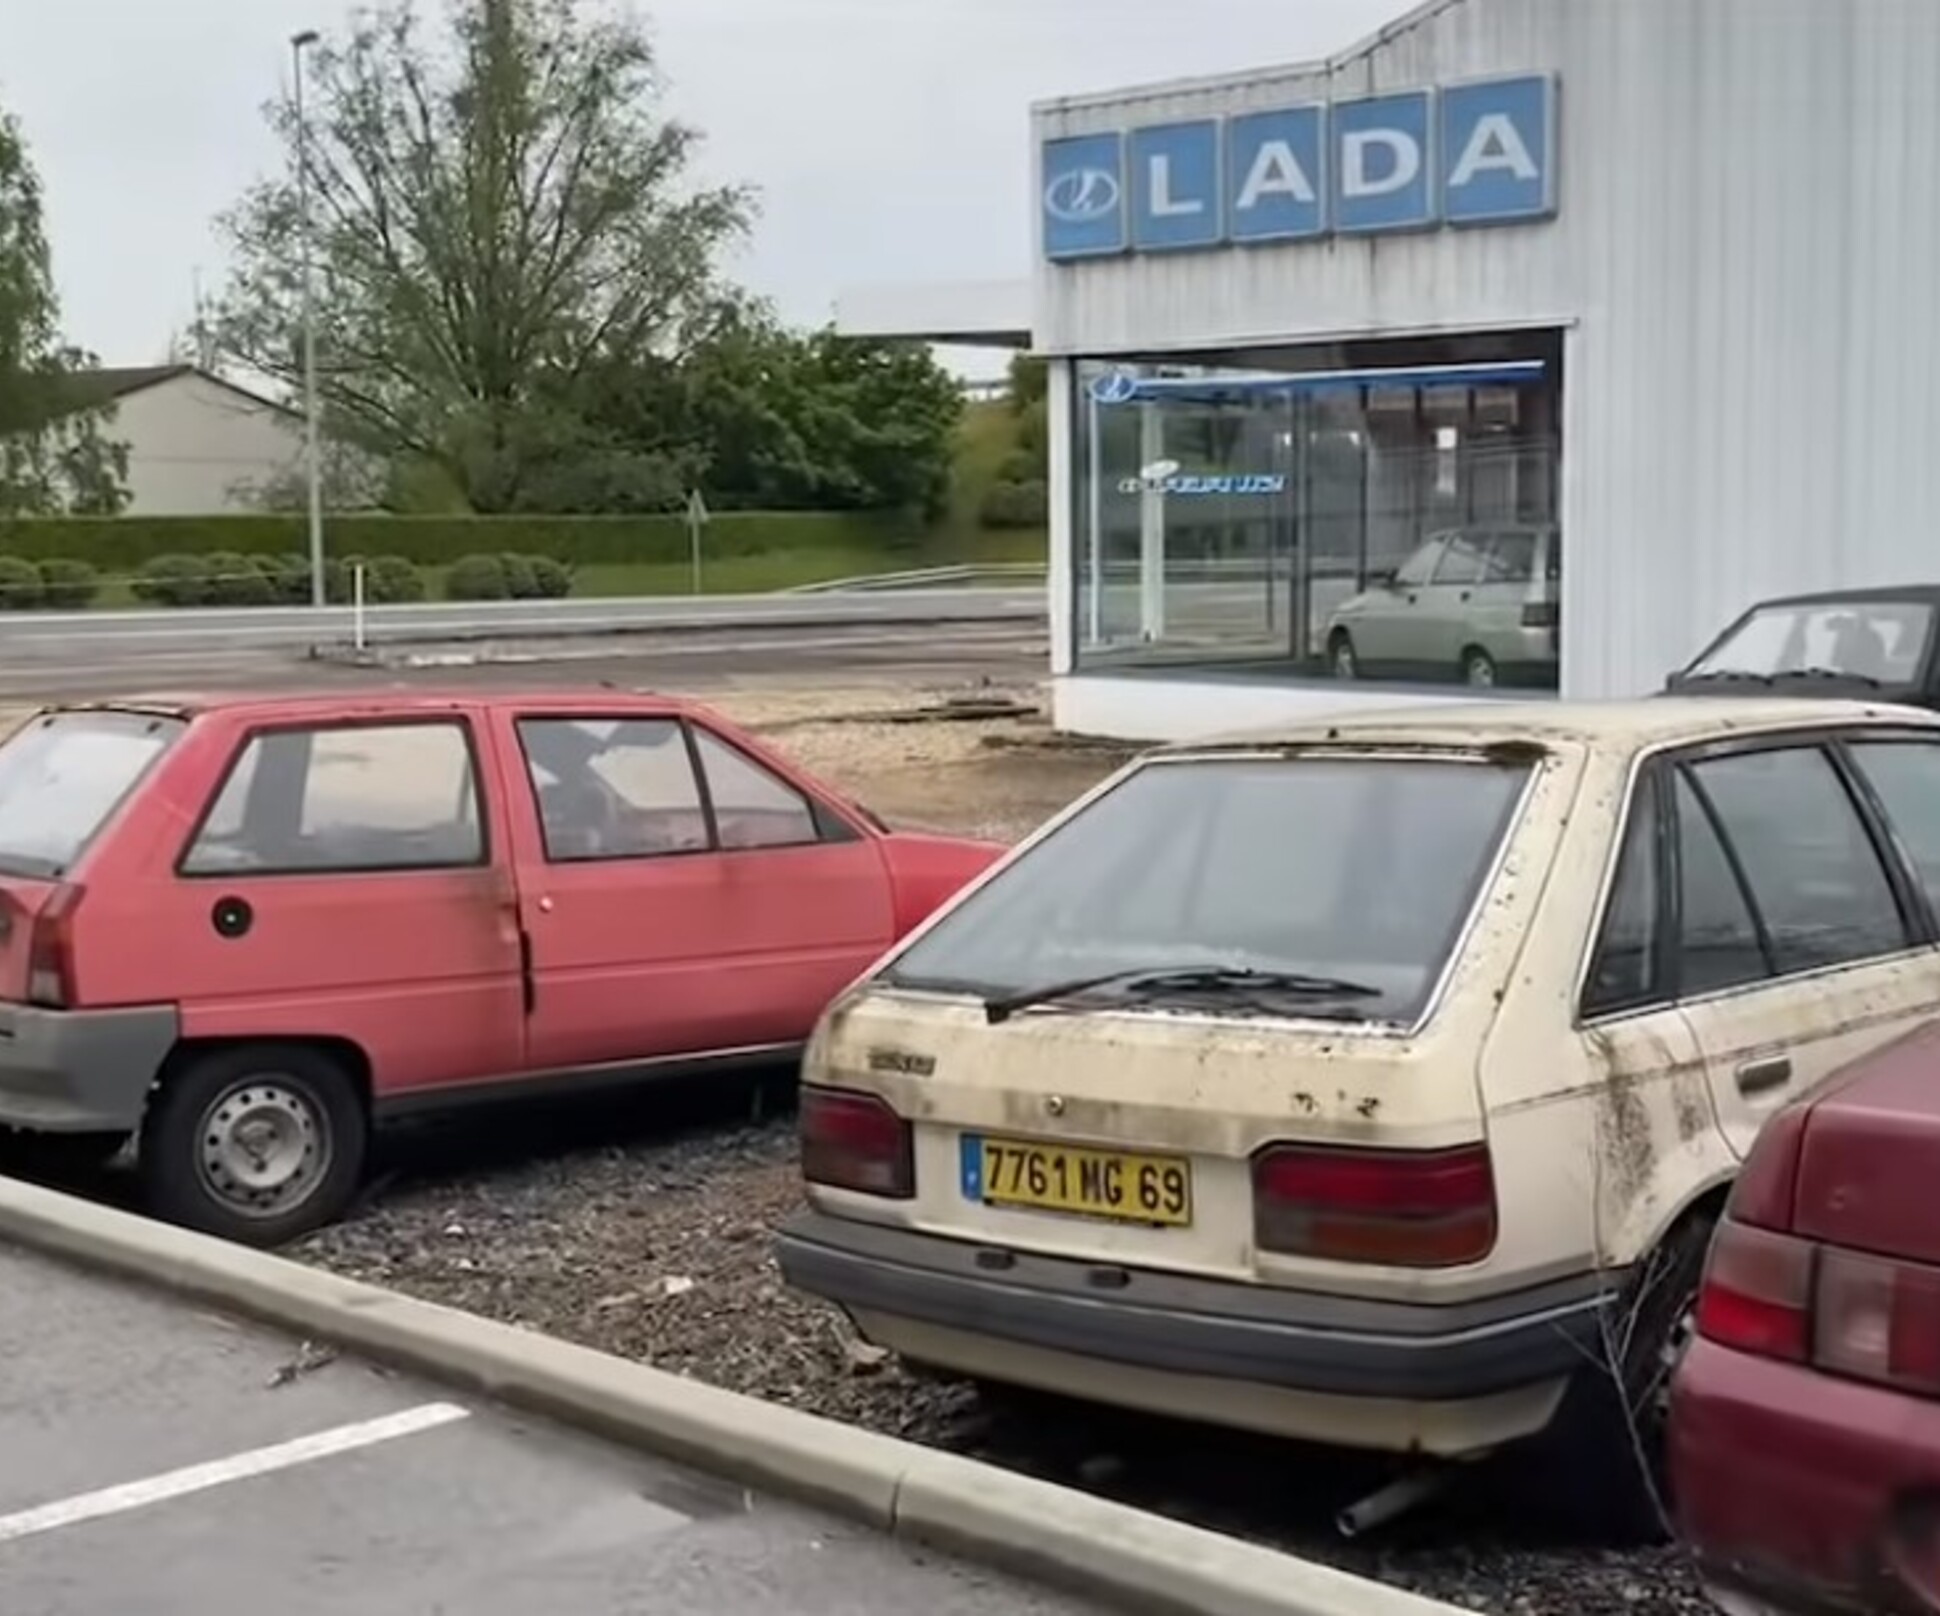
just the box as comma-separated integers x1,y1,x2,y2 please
351,562,365,651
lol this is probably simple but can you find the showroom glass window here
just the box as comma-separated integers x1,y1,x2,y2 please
1068,338,1562,696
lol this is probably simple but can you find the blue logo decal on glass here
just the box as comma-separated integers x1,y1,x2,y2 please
1130,121,1222,250
1331,91,1433,235
1440,75,1556,225
1041,132,1126,260
1228,106,1326,242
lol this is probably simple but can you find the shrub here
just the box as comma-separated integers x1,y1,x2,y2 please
202,551,275,607
362,553,426,604
0,555,41,610
979,479,1049,530
131,553,211,608
35,557,99,610
249,553,312,605
527,555,573,599
446,553,509,601
498,551,539,600
0,510,922,571
996,449,1044,484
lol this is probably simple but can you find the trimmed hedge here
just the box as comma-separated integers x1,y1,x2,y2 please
0,511,920,572
0,556,101,611
129,552,436,608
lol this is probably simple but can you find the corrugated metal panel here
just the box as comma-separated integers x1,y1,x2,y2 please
1036,0,1940,703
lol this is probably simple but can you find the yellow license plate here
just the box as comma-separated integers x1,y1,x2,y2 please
964,1134,1192,1226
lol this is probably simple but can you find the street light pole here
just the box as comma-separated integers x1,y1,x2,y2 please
291,28,325,607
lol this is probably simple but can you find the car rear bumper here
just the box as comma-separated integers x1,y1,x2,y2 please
777,1210,1613,1450
0,1003,177,1133
1671,1336,1940,1615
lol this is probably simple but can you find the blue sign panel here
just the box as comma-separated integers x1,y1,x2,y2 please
1441,74,1557,224
1227,107,1325,243
1040,132,1127,260
1331,90,1433,235
1129,121,1222,250
1039,73,1556,261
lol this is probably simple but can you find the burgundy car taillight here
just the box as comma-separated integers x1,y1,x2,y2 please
1693,1219,1814,1363
26,883,84,1009
1696,1218,1940,1395
1814,1248,1940,1395
1250,1143,1497,1268
800,1086,914,1199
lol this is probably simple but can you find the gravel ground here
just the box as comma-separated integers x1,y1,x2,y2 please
15,676,1716,1615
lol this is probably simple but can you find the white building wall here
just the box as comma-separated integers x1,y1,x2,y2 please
108,373,307,516
1034,0,1940,712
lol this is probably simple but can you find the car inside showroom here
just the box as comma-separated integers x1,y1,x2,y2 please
838,0,1940,740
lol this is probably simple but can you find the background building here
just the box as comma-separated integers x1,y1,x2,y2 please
845,0,1940,740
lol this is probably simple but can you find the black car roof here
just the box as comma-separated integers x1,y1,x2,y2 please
1751,583,1940,609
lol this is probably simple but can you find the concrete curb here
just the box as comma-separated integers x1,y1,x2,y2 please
0,1175,1472,1616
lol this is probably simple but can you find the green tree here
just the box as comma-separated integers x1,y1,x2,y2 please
654,309,963,517
0,111,128,516
202,0,752,513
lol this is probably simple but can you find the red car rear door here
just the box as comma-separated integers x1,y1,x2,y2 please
493,707,894,1074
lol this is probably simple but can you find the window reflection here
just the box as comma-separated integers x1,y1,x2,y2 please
1070,348,1563,692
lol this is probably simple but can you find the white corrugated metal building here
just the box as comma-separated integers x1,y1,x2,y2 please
846,0,1940,740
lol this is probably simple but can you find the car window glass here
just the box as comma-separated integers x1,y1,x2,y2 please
1392,542,1441,589
1687,602,1933,683
517,717,707,861
1687,746,1907,975
1483,533,1538,584
183,722,483,874
1583,773,1663,1016
693,729,820,850
1674,773,1772,995
0,711,183,878
883,756,1530,1027
1431,536,1488,587
1847,740,1940,912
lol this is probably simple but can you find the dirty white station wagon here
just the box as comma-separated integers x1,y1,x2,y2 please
776,697,1940,1531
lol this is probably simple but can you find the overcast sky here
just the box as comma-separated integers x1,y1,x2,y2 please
2,0,1396,371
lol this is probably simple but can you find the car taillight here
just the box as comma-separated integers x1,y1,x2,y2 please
1696,1218,1940,1395
1250,1143,1497,1267
800,1086,913,1199
1815,1248,1940,1395
26,883,84,1009
1521,601,1559,629
1693,1219,1813,1362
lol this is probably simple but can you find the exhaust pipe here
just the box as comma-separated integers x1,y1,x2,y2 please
1335,1468,1450,1538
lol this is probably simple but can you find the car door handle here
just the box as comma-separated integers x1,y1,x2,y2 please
1736,1056,1793,1097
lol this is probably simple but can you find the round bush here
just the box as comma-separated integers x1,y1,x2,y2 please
527,555,573,599
445,553,509,601
978,479,1049,530
0,555,42,610
498,552,539,600
363,554,426,604
202,551,275,607
35,557,99,610
132,554,211,608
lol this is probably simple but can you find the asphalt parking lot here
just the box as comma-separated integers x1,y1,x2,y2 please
0,1244,1104,1616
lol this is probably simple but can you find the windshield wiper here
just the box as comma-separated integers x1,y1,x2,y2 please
1779,665,1883,689
1677,669,1774,685
982,965,1383,1025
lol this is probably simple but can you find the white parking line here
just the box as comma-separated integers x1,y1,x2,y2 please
0,1402,470,1545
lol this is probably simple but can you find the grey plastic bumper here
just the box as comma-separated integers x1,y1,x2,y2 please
777,1210,1616,1402
0,1003,178,1133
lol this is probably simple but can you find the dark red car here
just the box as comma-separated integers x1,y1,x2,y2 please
1670,1020,1940,1614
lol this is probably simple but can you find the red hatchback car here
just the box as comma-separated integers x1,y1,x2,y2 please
0,692,1001,1246
1671,1018,1940,1614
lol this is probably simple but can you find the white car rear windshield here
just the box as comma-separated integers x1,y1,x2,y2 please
880,753,1533,1025
0,710,184,877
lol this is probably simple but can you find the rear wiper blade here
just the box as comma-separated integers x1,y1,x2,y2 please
983,965,1382,1025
